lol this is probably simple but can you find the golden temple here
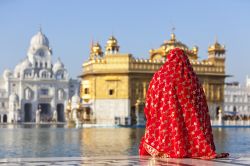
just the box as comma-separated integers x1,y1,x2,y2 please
78,32,226,125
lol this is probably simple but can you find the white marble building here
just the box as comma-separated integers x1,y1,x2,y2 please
0,30,79,123
224,77,250,116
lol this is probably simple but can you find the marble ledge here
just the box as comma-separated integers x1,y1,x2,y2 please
0,155,249,166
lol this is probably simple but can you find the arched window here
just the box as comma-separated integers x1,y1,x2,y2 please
84,88,89,94
56,71,64,80
41,71,50,78
3,115,7,123
42,72,47,78
233,106,237,116
24,70,32,78
109,89,114,95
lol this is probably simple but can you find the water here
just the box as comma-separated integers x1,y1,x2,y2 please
0,125,249,158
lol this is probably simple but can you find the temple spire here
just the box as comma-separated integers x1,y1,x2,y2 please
90,38,94,50
170,27,176,41
215,35,218,43
39,24,42,33
171,27,176,34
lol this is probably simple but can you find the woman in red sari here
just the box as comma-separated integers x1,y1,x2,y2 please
139,48,228,159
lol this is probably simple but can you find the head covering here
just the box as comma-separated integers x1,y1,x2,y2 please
139,48,228,159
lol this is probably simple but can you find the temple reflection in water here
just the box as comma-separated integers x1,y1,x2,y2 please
80,128,144,156
0,126,247,157
76,32,227,126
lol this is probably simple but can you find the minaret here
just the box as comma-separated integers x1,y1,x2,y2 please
105,36,120,55
89,42,103,60
208,37,226,64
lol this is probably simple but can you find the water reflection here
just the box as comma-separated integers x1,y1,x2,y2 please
0,125,250,158
213,127,250,156
0,125,82,158
80,128,144,156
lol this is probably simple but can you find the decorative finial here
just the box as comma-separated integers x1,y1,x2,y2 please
90,38,94,49
170,27,176,40
171,27,176,34
215,35,218,43
111,28,114,37
96,40,101,46
39,24,42,33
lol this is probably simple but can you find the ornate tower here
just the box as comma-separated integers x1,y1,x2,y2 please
208,38,226,65
105,36,120,55
89,42,103,60
27,29,53,68
150,32,198,61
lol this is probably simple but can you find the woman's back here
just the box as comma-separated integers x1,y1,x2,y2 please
139,48,228,159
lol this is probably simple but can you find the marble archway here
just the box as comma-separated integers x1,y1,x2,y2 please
24,103,32,122
3,114,7,123
39,103,52,122
56,104,64,122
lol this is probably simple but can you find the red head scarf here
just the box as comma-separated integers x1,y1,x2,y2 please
139,48,228,159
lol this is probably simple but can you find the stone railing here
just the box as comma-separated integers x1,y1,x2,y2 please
82,58,225,75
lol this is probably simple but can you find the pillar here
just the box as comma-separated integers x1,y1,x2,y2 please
135,99,145,126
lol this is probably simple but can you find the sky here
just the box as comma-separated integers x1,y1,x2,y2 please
0,0,249,84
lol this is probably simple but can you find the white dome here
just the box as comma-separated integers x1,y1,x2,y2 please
3,69,12,80
14,59,32,77
14,63,22,77
20,58,32,71
30,30,49,47
53,58,64,72
9,93,19,103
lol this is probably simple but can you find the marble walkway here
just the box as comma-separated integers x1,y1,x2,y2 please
0,156,250,166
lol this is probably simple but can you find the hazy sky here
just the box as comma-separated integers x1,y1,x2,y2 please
0,0,249,84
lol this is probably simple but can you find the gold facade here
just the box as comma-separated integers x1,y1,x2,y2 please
80,33,227,124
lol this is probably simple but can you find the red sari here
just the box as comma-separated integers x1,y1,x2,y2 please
139,48,228,159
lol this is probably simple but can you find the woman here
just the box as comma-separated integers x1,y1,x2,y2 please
139,48,228,159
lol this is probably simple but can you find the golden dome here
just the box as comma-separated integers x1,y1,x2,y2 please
92,42,102,54
105,35,120,53
210,42,221,49
90,42,103,59
161,33,189,52
192,46,199,54
150,32,198,61
107,36,118,46
208,40,225,53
